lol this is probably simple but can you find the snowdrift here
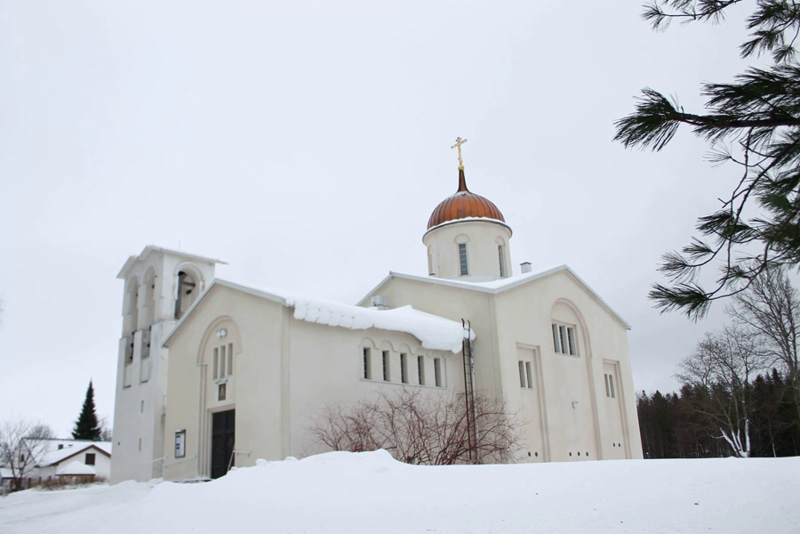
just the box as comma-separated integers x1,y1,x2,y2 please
1,450,798,533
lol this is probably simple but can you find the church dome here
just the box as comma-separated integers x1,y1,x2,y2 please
427,168,506,230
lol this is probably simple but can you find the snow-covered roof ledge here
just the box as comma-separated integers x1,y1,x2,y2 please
56,461,96,476
288,298,473,353
163,279,474,353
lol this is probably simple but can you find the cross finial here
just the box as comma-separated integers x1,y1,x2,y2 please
451,137,467,169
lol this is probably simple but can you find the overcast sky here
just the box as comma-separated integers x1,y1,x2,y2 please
1,1,760,437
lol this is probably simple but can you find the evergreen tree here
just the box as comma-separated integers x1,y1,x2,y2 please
615,1,800,319
72,381,101,441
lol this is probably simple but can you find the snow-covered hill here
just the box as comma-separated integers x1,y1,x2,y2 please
1,451,798,533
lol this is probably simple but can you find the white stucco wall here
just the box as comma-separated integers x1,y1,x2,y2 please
423,219,512,281
111,247,217,483
360,268,644,463
162,284,459,481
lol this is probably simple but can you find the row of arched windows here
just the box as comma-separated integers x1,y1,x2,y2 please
361,341,445,388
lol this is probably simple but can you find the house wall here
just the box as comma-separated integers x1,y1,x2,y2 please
54,449,112,479
361,276,504,397
29,448,111,485
492,270,643,462
162,284,280,481
162,285,458,481
286,319,459,460
360,269,644,463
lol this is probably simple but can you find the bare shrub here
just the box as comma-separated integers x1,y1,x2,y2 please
310,389,520,465
39,475,107,490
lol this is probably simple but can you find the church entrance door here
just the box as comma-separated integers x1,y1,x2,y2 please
211,409,235,479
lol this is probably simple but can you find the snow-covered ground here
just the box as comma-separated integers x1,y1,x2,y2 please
1,451,798,533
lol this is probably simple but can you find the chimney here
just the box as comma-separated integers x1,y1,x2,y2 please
370,295,389,310
520,262,532,274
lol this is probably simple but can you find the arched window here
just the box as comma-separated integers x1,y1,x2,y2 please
496,237,508,278
142,268,156,328
458,244,469,276
125,277,139,336
454,234,470,277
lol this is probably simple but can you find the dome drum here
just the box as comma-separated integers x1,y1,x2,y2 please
424,167,512,281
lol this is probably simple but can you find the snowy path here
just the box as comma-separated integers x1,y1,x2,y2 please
1,451,798,533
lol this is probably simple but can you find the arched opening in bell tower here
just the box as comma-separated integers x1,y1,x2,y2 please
175,269,200,320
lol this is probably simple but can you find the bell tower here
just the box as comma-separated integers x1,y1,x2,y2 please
423,139,513,282
110,246,224,483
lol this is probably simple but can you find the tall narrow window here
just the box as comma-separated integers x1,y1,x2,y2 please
559,326,567,355
498,245,506,277
552,324,561,353
567,327,576,356
418,356,425,386
607,374,616,398
227,343,233,375
458,243,469,276
518,361,527,388
213,348,219,379
363,348,371,379
400,353,408,384
382,351,390,381
219,344,226,379
142,325,151,359
434,358,442,387
525,362,533,390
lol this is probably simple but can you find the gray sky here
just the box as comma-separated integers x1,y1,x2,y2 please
1,1,755,437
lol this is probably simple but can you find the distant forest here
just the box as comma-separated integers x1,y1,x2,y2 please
636,267,800,459
637,369,800,458
636,268,800,458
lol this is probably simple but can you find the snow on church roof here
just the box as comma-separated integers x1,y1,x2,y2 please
164,279,472,353
289,298,472,353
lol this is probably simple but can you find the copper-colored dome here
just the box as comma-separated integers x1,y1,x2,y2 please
427,168,505,230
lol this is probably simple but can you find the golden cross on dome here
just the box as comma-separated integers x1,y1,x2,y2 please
451,137,467,169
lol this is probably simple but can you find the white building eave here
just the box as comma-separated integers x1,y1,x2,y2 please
357,265,631,330
422,217,513,239
116,245,227,279
162,278,286,347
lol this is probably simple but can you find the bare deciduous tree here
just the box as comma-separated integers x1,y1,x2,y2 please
309,389,520,465
729,267,800,420
98,416,113,442
0,420,53,492
676,325,770,457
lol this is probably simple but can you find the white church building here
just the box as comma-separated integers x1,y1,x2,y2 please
110,151,643,483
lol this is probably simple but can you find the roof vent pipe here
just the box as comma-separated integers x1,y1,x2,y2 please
520,262,532,274
371,295,389,310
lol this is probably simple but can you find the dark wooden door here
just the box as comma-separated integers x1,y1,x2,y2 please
211,409,235,479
